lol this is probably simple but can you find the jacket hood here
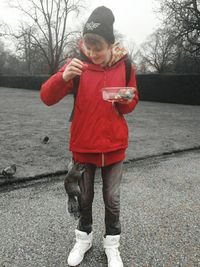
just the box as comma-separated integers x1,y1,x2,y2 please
108,42,128,66
78,39,128,67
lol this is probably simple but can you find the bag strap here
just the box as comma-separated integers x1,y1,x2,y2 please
69,76,80,122
124,57,132,86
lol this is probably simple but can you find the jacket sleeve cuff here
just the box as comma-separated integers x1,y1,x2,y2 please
40,69,73,106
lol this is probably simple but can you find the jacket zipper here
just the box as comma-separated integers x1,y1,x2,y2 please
102,153,105,167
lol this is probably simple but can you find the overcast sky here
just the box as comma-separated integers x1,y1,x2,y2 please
0,0,160,46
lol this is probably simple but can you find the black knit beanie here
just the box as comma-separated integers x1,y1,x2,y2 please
83,6,115,44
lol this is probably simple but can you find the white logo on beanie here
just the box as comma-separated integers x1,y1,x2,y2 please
85,21,101,31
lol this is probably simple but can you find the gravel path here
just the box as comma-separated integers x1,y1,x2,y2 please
0,150,200,266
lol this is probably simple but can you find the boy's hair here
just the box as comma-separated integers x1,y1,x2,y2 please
83,33,112,49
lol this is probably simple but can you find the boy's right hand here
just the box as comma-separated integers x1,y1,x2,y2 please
62,58,86,82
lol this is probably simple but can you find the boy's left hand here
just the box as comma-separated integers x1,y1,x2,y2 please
116,99,131,104
115,87,136,104
117,92,135,104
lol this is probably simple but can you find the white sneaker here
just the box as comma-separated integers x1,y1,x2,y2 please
103,235,123,267
67,229,93,266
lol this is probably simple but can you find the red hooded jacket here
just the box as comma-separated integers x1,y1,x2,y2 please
40,44,139,166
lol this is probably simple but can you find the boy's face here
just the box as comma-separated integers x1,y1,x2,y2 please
83,39,112,67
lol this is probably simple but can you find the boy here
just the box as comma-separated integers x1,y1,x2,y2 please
40,6,139,267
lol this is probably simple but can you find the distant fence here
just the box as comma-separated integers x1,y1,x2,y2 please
0,74,200,105
137,74,200,105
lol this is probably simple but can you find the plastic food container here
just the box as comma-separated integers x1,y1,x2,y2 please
102,87,135,102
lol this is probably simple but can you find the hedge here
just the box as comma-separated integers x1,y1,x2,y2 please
0,74,200,105
137,74,200,105
0,75,49,90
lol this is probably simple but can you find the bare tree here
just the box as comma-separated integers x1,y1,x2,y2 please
0,41,6,73
138,28,177,73
0,21,11,38
125,39,138,64
13,24,51,74
9,0,85,74
0,39,23,75
158,0,200,55
14,25,35,74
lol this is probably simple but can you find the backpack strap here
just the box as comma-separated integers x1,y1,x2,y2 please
124,57,132,86
69,75,80,122
68,52,89,122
